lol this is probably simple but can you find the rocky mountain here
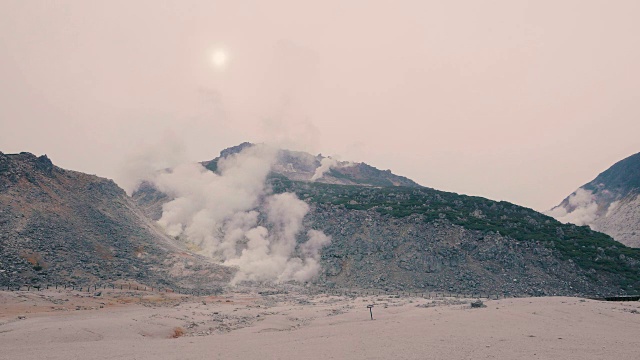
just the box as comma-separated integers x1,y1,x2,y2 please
3,145,639,297
548,152,640,247
133,144,640,296
201,142,420,187
0,152,231,289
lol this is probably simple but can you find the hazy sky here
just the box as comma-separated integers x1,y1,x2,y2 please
1,0,639,211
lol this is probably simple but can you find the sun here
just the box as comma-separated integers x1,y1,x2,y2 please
211,49,229,70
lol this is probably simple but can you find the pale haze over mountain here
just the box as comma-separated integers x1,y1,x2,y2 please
1,1,640,211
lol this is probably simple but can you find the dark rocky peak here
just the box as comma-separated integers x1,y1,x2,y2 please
548,151,640,247
0,152,60,186
219,142,254,158
583,151,640,199
34,154,54,175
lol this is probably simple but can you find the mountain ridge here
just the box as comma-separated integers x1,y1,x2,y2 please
201,142,421,188
2,146,639,296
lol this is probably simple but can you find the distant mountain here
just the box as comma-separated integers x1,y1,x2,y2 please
201,142,421,188
133,143,640,296
0,152,230,288
548,152,640,247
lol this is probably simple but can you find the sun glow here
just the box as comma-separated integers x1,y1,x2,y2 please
211,49,229,70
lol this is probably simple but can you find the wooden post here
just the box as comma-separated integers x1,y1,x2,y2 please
367,305,374,320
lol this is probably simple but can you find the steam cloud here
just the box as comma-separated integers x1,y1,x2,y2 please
310,157,354,181
311,157,338,181
145,144,331,284
547,188,599,227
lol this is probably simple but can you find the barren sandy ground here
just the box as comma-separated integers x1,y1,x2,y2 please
1,288,639,360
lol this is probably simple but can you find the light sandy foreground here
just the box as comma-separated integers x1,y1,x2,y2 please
1,288,639,360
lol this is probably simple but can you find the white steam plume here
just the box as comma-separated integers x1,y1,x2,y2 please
547,188,599,226
310,156,354,181
148,144,331,284
311,157,338,181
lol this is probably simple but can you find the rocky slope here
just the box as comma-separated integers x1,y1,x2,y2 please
0,152,231,289
548,152,640,247
283,180,640,296
133,144,640,296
